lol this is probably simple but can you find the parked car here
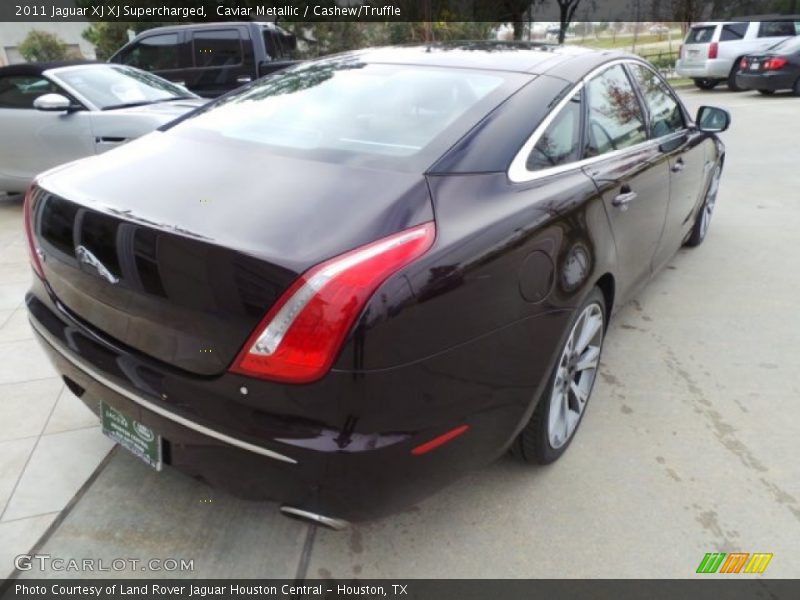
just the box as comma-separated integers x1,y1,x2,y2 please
0,61,203,194
649,24,671,35
24,44,729,527
676,19,800,90
109,22,299,98
736,35,800,94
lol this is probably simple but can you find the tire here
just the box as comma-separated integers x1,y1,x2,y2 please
727,67,744,91
693,78,719,90
511,287,606,465
758,89,775,96
794,78,800,96
686,163,722,247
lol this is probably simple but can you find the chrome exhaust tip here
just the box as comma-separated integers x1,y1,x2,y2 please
280,506,349,531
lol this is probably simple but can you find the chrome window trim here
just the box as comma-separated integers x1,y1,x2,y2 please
29,316,298,465
508,58,691,184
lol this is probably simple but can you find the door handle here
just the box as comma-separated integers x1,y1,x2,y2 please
671,159,685,173
612,189,638,208
236,76,252,84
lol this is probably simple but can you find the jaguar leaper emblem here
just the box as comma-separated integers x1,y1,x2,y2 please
76,245,119,284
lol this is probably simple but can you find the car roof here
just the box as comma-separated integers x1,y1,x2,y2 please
335,42,629,81
0,60,99,78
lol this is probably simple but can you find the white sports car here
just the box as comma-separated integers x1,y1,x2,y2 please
0,61,205,193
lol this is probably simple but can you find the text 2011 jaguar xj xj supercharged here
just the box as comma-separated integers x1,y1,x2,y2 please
24,44,729,528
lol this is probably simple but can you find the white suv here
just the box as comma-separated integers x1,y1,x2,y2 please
676,20,800,90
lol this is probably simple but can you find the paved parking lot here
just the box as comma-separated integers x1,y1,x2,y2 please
4,88,800,579
0,196,113,580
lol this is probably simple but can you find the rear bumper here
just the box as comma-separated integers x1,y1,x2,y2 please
675,58,731,80
27,280,549,521
735,71,797,91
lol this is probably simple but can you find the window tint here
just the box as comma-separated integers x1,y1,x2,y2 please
628,65,684,138
527,91,582,171
720,23,747,41
119,33,179,70
758,21,798,38
0,75,60,108
193,30,243,68
686,26,716,44
584,65,646,158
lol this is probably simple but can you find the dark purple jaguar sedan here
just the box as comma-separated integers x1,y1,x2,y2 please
24,43,729,528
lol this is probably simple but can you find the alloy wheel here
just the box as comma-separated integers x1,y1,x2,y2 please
547,302,604,449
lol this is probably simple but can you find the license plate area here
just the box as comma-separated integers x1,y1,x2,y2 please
101,402,162,471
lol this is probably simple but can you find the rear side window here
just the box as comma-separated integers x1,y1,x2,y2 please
758,21,798,37
686,26,716,44
193,30,243,68
719,23,747,41
584,64,647,158
527,92,582,171
119,34,179,70
628,65,684,138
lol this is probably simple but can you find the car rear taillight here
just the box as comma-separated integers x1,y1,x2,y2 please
708,42,718,59
23,184,45,279
230,222,436,383
740,57,749,70
763,57,787,70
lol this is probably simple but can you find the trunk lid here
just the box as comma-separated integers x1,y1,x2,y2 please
33,132,433,375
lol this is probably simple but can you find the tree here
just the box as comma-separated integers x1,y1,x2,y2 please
556,0,583,44
18,30,77,62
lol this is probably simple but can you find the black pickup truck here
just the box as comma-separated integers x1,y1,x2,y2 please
110,22,298,98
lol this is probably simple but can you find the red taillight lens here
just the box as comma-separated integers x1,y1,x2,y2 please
764,57,787,70
231,222,436,383
740,57,749,70
708,42,718,59
23,184,45,279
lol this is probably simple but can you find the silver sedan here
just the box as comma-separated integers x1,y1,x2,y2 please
0,61,205,193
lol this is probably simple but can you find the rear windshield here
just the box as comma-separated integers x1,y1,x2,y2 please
686,26,716,44
170,58,521,171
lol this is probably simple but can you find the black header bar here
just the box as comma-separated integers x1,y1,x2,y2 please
1,0,799,22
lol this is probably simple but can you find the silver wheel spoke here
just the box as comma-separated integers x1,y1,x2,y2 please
575,312,602,353
576,345,600,372
560,392,570,441
549,387,565,443
571,381,587,406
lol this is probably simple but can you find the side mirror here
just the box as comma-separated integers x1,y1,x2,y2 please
696,106,731,133
33,93,79,112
